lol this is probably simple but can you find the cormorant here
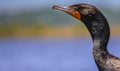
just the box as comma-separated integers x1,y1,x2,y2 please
52,3,120,71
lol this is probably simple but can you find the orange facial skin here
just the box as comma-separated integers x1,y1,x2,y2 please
52,5,81,20
70,11,81,20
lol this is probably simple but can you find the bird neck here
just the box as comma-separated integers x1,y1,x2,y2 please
81,10,111,69
92,20,110,65
82,11,110,51
84,12,110,68
92,38,109,70
91,20,110,51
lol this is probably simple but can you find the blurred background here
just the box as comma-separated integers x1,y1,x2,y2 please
0,0,120,71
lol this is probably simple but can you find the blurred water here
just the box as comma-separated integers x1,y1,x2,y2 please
0,37,120,71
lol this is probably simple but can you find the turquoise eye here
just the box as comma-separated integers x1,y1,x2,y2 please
74,7,78,10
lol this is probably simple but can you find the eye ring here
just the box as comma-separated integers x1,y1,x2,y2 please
74,7,78,10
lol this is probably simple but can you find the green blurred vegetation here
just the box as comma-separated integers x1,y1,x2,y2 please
0,7,120,37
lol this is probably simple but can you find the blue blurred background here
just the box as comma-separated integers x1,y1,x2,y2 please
0,0,120,71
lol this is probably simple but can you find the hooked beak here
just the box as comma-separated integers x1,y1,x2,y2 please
52,5,81,20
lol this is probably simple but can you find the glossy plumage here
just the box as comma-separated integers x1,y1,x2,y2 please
53,3,120,71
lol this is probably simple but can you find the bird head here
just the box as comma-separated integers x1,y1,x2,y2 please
52,3,97,22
